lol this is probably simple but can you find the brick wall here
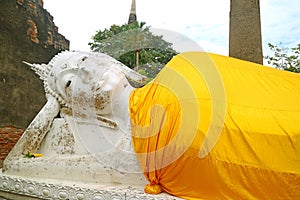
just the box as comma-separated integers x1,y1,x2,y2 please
0,0,69,128
0,126,24,168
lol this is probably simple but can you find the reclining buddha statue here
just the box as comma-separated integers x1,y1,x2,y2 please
3,51,300,199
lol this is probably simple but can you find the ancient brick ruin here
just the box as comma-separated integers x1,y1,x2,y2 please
229,0,263,64
0,0,69,128
0,0,69,166
0,126,24,168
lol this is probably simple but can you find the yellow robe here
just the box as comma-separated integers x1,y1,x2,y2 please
129,52,300,199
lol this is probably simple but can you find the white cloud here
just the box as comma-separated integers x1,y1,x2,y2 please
261,0,300,55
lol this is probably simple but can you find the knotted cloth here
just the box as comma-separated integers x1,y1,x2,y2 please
129,52,300,199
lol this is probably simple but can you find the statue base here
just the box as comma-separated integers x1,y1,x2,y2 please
0,171,180,200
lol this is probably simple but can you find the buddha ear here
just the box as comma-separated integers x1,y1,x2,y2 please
116,63,147,88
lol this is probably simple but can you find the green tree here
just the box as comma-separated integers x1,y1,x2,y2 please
264,43,300,73
89,21,178,77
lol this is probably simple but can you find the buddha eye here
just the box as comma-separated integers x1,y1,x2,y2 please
81,56,88,61
66,80,71,87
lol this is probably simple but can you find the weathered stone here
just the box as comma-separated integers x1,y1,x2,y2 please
0,0,69,128
128,0,137,24
0,126,24,168
3,51,147,185
229,0,263,64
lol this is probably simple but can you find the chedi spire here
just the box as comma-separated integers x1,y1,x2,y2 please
128,0,137,24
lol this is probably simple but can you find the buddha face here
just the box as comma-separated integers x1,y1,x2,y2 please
27,51,146,128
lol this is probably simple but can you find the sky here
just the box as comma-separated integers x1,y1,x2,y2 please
43,0,300,62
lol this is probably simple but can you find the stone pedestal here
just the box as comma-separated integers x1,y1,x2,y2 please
0,171,180,200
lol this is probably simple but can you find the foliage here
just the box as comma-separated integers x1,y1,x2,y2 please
138,62,165,79
264,43,300,73
89,21,178,73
